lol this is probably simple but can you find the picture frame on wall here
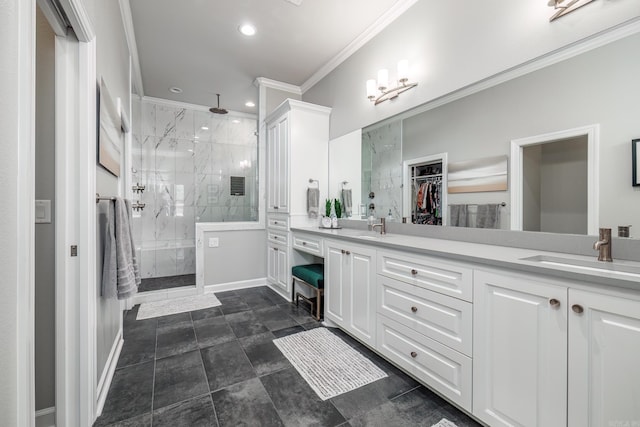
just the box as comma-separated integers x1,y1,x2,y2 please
633,139,640,186
98,77,122,177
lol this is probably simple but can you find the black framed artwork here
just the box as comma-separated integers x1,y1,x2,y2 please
633,139,640,186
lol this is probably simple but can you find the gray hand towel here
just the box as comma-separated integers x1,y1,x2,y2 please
307,188,320,218
449,204,468,227
102,198,140,300
342,189,352,218
475,204,501,229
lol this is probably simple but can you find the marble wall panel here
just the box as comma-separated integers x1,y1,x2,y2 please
141,101,156,137
175,108,194,139
155,245,177,277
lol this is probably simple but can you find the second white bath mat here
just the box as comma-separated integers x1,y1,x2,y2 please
136,293,221,320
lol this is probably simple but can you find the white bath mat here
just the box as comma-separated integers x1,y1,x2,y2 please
432,419,458,427
136,293,221,320
273,327,387,400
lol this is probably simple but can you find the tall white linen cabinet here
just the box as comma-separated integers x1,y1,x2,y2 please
264,99,331,299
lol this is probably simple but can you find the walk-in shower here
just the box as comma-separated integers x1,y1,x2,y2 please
131,98,258,292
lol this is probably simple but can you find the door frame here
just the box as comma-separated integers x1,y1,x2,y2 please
510,124,599,235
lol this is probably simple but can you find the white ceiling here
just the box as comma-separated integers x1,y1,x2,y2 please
128,0,412,114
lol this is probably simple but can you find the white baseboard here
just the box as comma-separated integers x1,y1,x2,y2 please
35,407,55,427
204,277,267,294
95,329,124,418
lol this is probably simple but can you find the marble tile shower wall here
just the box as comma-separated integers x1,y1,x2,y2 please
362,121,403,221
131,99,258,279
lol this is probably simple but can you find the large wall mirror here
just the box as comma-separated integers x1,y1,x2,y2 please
328,32,640,237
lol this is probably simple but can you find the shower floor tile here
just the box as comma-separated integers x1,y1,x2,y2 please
138,273,195,292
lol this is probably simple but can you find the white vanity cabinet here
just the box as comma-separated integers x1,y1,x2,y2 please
474,269,640,427
324,239,377,347
568,289,640,427
376,249,474,410
264,100,330,299
473,269,568,427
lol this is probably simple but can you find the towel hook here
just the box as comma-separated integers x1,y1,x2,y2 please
308,178,319,187
341,181,349,190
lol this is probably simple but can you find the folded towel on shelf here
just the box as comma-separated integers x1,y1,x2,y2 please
307,187,320,218
341,189,352,218
475,204,501,229
102,198,141,300
449,204,468,227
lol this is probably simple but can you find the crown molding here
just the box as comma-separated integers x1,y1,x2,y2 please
141,95,257,119
118,0,144,96
254,77,302,95
300,0,419,94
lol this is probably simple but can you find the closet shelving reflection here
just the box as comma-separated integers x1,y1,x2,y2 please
411,161,444,225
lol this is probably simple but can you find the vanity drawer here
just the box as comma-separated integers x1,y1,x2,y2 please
267,215,289,231
376,315,472,411
377,250,473,302
377,275,472,356
267,230,289,247
292,233,323,256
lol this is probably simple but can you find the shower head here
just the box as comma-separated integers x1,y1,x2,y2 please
209,93,228,115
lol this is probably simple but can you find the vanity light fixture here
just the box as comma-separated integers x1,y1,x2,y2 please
548,0,595,22
366,59,417,106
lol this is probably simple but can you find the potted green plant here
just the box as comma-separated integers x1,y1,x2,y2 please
325,199,332,217
334,198,342,219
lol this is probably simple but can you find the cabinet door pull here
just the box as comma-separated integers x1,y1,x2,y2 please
341,249,346,254
345,251,351,255
273,221,278,225
273,236,278,239
572,304,584,314
410,269,418,276
549,298,561,308
272,247,278,251
274,206,278,209
410,351,417,358
411,306,418,313
302,242,307,245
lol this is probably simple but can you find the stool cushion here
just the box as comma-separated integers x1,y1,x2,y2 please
292,264,324,289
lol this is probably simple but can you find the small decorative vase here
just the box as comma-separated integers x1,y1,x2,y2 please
321,216,332,228
331,216,338,228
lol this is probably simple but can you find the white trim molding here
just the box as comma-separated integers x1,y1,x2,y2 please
510,124,599,235
35,407,55,427
142,96,257,120
300,0,420,93
254,77,302,96
56,0,95,42
95,331,123,417
118,0,144,96
205,278,269,294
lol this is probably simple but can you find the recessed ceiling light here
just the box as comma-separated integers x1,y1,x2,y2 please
169,87,183,94
239,24,256,36
245,101,255,108
194,135,200,139
201,126,209,130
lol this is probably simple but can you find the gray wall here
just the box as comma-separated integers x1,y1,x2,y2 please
523,145,542,232
87,0,133,382
302,0,639,139
266,87,301,116
398,33,640,233
540,137,588,234
203,230,266,285
35,7,56,411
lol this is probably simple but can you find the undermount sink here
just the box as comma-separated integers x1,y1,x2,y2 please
357,234,382,240
520,255,640,278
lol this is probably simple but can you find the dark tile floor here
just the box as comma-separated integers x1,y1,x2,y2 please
138,274,196,293
94,286,481,427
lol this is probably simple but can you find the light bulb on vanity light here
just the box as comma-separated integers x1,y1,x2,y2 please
377,69,389,91
366,79,377,100
397,59,409,83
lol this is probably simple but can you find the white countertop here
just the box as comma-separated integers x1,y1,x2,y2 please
291,226,640,292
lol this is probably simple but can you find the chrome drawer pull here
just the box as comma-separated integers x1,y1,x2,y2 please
549,298,560,308
341,249,346,254
345,251,351,255
410,351,417,358
572,304,584,314
302,242,307,245
411,306,418,313
410,269,418,276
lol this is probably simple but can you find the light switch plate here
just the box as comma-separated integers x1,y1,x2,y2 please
208,237,219,248
35,200,51,224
